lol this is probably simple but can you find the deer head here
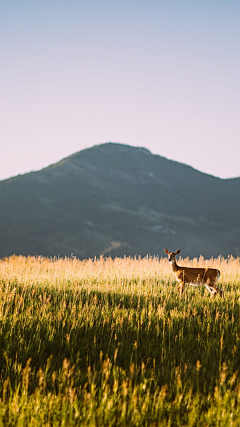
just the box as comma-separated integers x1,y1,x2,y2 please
164,248,181,263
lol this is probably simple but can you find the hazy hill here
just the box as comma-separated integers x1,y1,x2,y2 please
0,143,240,259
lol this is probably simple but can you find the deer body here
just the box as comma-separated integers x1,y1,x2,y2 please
164,249,224,297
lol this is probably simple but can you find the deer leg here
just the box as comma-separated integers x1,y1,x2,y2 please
177,280,185,297
204,283,216,296
204,277,218,297
212,285,224,298
209,286,217,297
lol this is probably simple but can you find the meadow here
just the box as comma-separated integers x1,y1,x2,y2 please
0,254,240,426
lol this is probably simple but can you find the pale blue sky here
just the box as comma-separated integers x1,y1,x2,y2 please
1,1,240,180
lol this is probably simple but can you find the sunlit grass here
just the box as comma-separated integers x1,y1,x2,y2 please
0,254,240,426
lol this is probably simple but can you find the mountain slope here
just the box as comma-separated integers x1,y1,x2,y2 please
0,143,239,259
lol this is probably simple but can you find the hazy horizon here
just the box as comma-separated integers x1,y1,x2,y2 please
1,1,240,181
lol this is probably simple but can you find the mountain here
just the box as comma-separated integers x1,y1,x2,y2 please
0,142,240,259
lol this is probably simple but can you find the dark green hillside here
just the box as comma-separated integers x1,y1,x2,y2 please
0,142,240,258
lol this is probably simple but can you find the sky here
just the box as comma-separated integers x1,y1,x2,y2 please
1,0,240,181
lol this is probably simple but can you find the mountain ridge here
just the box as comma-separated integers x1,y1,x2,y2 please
2,142,237,184
0,142,239,259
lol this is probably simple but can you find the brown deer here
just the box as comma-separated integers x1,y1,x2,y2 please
164,249,224,297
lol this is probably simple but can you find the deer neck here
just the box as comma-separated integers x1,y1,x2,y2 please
170,258,179,273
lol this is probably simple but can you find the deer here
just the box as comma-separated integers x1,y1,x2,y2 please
164,249,224,298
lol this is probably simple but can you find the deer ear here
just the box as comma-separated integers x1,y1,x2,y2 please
164,249,170,254
175,249,181,254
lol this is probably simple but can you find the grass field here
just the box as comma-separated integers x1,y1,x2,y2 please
0,254,240,426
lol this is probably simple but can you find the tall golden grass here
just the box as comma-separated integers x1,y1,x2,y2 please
1,253,239,290
0,254,240,426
